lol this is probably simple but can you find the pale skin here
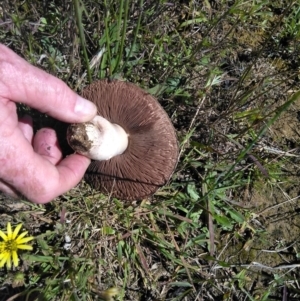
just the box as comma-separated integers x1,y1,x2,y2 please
0,44,97,204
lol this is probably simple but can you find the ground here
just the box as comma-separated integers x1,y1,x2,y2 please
1,1,300,300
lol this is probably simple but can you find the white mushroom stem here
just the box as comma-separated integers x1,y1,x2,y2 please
70,116,128,161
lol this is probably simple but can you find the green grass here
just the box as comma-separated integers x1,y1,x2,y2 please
1,0,300,300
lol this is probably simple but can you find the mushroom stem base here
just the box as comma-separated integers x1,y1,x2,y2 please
67,115,128,161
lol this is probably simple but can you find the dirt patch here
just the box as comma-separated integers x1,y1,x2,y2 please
272,94,300,145
218,96,300,297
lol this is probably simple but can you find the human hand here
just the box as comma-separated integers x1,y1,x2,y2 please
0,44,97,203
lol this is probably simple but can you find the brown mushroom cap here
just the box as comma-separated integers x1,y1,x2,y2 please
80,79,178,200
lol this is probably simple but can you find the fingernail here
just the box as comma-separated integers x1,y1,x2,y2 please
74,96,97,119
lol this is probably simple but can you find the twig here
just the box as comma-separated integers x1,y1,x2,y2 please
179,96,206,158
213,262,300,271
258,194,300,215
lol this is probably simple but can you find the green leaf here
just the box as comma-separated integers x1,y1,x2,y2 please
40,17,47,25
214,215,232,228
147,84,167,96
102,226,115,235
169,281,193,287
226,208,245,223
37,238,50,250
187,183,200,200
217,260,231,268
180,17,207,27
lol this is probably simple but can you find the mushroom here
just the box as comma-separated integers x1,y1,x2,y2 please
67,79,178,200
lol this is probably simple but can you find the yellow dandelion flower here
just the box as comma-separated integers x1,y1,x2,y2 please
0,222,34,269
97,287,119,301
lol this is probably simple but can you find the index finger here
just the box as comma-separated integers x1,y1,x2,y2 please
0,44,97,123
